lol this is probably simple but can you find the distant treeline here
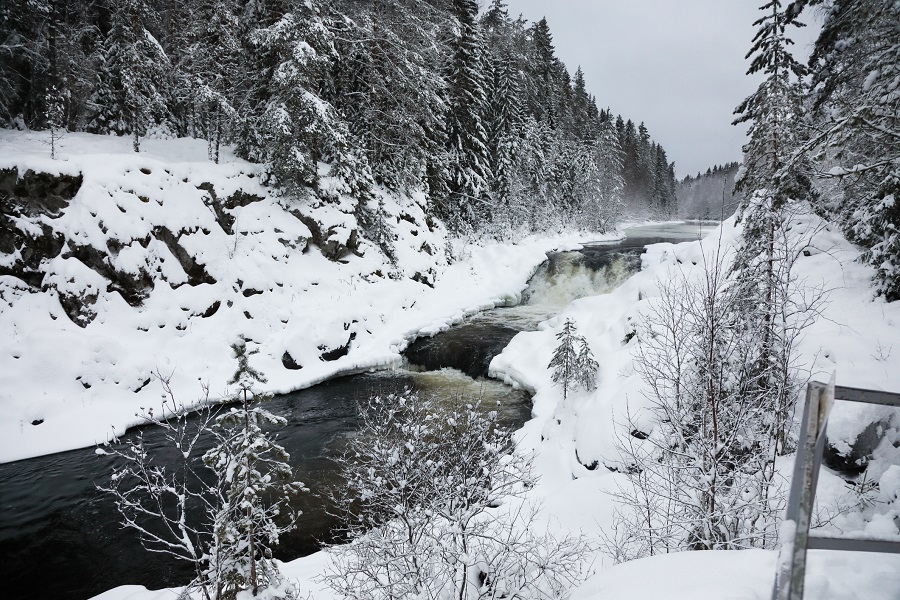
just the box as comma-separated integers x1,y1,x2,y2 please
676,162,740,221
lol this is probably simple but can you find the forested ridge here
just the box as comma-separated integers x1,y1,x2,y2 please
0,0,678,237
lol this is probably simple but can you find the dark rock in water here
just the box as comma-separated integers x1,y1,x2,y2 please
404,323,519,379
824,418,891,474
282,351,303,370
319,332,356,362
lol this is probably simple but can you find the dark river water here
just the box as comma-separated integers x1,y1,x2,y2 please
0,223,711,600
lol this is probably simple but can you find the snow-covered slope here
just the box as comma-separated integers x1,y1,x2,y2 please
0,130,601,464
89,214,900,600
489,213,900,599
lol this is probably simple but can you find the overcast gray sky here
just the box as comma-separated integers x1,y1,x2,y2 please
504,0,819,178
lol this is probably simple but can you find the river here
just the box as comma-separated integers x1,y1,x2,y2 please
0,222,712,600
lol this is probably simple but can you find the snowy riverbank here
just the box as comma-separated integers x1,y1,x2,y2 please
0,130,616,464
89,216,900,600
488,215,900,599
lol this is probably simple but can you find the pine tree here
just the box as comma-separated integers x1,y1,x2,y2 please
591,115,625,228
175,0,241,163
795,0,900,298
481,1,523,207
548,318,599,403
244,4,371,198
328,0,448,192
571,66,592,140
529,18,556,128
732,0,812,455
575,337,598,392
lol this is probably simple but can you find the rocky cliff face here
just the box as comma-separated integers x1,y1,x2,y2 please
0,167,82,288
0,131,457,462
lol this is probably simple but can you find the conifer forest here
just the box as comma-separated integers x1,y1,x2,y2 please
0,2,898,600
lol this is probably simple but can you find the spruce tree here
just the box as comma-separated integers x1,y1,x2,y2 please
575,337,598,392
175,0,241,162
732,0,811,453
203,340,305,599
89,0,171,151
529,18,557,128
549,318,598,402
797,0,900,299
443,0,491,230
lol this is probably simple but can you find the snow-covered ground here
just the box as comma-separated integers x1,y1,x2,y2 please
89,215,900,599
0,130,613,464
489,214,900,600
4,131,898,599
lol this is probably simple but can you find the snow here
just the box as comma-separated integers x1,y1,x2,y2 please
4,131,900,599
489,214,900,599
0,129,609,464
88,212,900,600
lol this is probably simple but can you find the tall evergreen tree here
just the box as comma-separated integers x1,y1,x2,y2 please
794,0,900,299
243,3,371,198
732,0,811,453
174,0,241,162
203,340,305,599
442,0,491,229
529,17,556,127
89,0,171,151
328,0,448,193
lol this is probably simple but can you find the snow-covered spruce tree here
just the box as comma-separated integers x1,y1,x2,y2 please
792,0,900,299
203,340,306,599
589,117,626,231
575,336,599,393
732,0,814,455
88,0,171,151
327,0,449,193
172,0,241,163
325,391,591,600
241,4,371,198
481,0,525,217
442,0,492,231
548,318,597,403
